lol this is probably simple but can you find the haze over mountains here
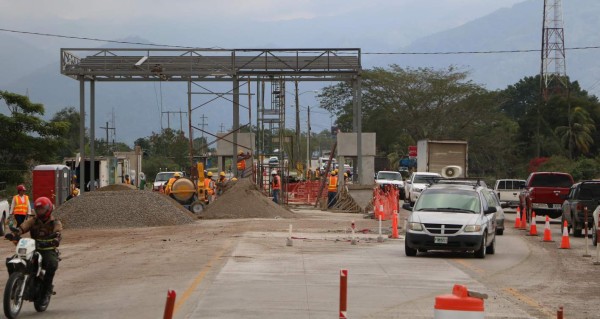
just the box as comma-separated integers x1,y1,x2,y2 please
1,0,598,145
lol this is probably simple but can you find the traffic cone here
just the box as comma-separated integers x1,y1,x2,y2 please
559,220,571,249
520,209,528,229
528,211,538,236
514,207,521,229
542,216,553,242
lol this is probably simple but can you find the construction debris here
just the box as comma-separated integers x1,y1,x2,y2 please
202,178,296,219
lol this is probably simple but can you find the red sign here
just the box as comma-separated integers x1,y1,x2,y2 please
408,145,417,157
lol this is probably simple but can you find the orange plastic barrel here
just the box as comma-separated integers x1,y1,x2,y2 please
434,285,484,319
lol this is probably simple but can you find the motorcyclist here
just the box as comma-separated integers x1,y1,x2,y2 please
5,196,62,304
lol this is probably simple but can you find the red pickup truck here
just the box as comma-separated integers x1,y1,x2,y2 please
519,172,574,221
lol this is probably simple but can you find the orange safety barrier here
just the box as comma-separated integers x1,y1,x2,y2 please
373,185,400,221
287,181,328,204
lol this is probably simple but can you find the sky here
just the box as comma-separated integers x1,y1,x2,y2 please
0,0,526,145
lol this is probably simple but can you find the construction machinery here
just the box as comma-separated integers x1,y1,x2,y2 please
168,162,208,215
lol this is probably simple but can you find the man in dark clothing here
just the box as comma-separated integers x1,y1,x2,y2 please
6,196,62,304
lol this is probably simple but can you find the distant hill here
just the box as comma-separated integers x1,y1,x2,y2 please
378,0,600,96
3,0,600,144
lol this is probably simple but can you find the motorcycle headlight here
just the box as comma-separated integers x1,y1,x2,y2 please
408,222,423,231
18,248,27,256
464,225,482,232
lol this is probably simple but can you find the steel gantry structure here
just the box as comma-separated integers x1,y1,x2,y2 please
60,48,363,191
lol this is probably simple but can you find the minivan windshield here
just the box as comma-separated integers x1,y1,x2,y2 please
377,172,402,181
413,189,481,213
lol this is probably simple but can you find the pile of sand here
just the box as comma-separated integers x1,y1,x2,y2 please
202,178,296,219
97,184,136,191
55,190,197,229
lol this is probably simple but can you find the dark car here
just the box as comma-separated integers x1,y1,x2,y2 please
561,181,600,237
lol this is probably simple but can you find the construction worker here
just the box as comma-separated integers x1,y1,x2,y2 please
164,172,181,196
204,172,216,203
66,188,80,201
216,171,227,196
5,196,63,305
271,170,281,204
236,151,252,178
10,184,32,227
327,170,338,208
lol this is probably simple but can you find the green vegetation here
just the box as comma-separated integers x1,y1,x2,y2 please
2,65,600,186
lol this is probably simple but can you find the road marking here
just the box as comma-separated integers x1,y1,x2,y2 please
503,287,553,317
451,259,485,274
174,240,233,314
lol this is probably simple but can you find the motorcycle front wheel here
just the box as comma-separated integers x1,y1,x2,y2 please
3,272,25,319
33,280,50,312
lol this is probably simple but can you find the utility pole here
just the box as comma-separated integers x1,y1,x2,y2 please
162,110,187,131
295,80,300,167
199,114,208,154
306,105,311,172
219,123,225,132
100,121,115,152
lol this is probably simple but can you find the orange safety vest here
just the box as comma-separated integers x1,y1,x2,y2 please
237,158,246,171
272,175,281,190
328,176,338,192
204,178,215,195
13,195,29,215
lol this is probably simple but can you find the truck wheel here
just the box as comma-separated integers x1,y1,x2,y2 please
190,201,205,216
0,214,5,236
573,225,582,237
486,236,495,255
593,225,597,246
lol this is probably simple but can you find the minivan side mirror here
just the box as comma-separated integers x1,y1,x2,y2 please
485,207,497,214
402,203,413,211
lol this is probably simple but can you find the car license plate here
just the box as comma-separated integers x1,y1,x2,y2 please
434,236,448,244
553,204,562,208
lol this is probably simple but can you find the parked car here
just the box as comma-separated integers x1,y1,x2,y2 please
268,156,280,167
375,171,405,199
153,171,186,192
494,179,526,209
561,180,600,237
0,182,9,236
404,183,497,258
404,172,442,205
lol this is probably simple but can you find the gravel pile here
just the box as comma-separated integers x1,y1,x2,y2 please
55,190,197,229
97,184,136,191
202,178,296,219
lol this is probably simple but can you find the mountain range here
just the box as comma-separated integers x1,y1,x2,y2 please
1,0,599,145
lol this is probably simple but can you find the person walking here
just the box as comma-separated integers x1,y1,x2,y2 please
271,170,281,204
10,184,32,227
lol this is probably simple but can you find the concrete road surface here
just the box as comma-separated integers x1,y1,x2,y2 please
0,208,597,318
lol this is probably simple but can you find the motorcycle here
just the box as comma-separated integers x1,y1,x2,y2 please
3,231,57,319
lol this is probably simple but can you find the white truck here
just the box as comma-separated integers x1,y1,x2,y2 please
0,183,10,236
416,140,468,178
494,179,526,209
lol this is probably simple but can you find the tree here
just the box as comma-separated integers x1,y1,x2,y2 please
50,106,82,158
556,106,595,157
0,91,69,184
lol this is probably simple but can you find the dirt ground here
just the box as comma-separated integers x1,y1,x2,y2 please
1,203,599,318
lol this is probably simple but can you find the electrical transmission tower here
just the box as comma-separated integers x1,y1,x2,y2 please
540,0,568,101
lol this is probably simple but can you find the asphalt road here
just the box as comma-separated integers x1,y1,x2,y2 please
0,208,598,318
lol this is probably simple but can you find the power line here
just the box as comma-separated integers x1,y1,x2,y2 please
2,27,600,56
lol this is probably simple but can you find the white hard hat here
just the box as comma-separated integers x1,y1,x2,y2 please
271,170,277,175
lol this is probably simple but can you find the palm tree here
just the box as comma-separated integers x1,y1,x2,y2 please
556,106,595,158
